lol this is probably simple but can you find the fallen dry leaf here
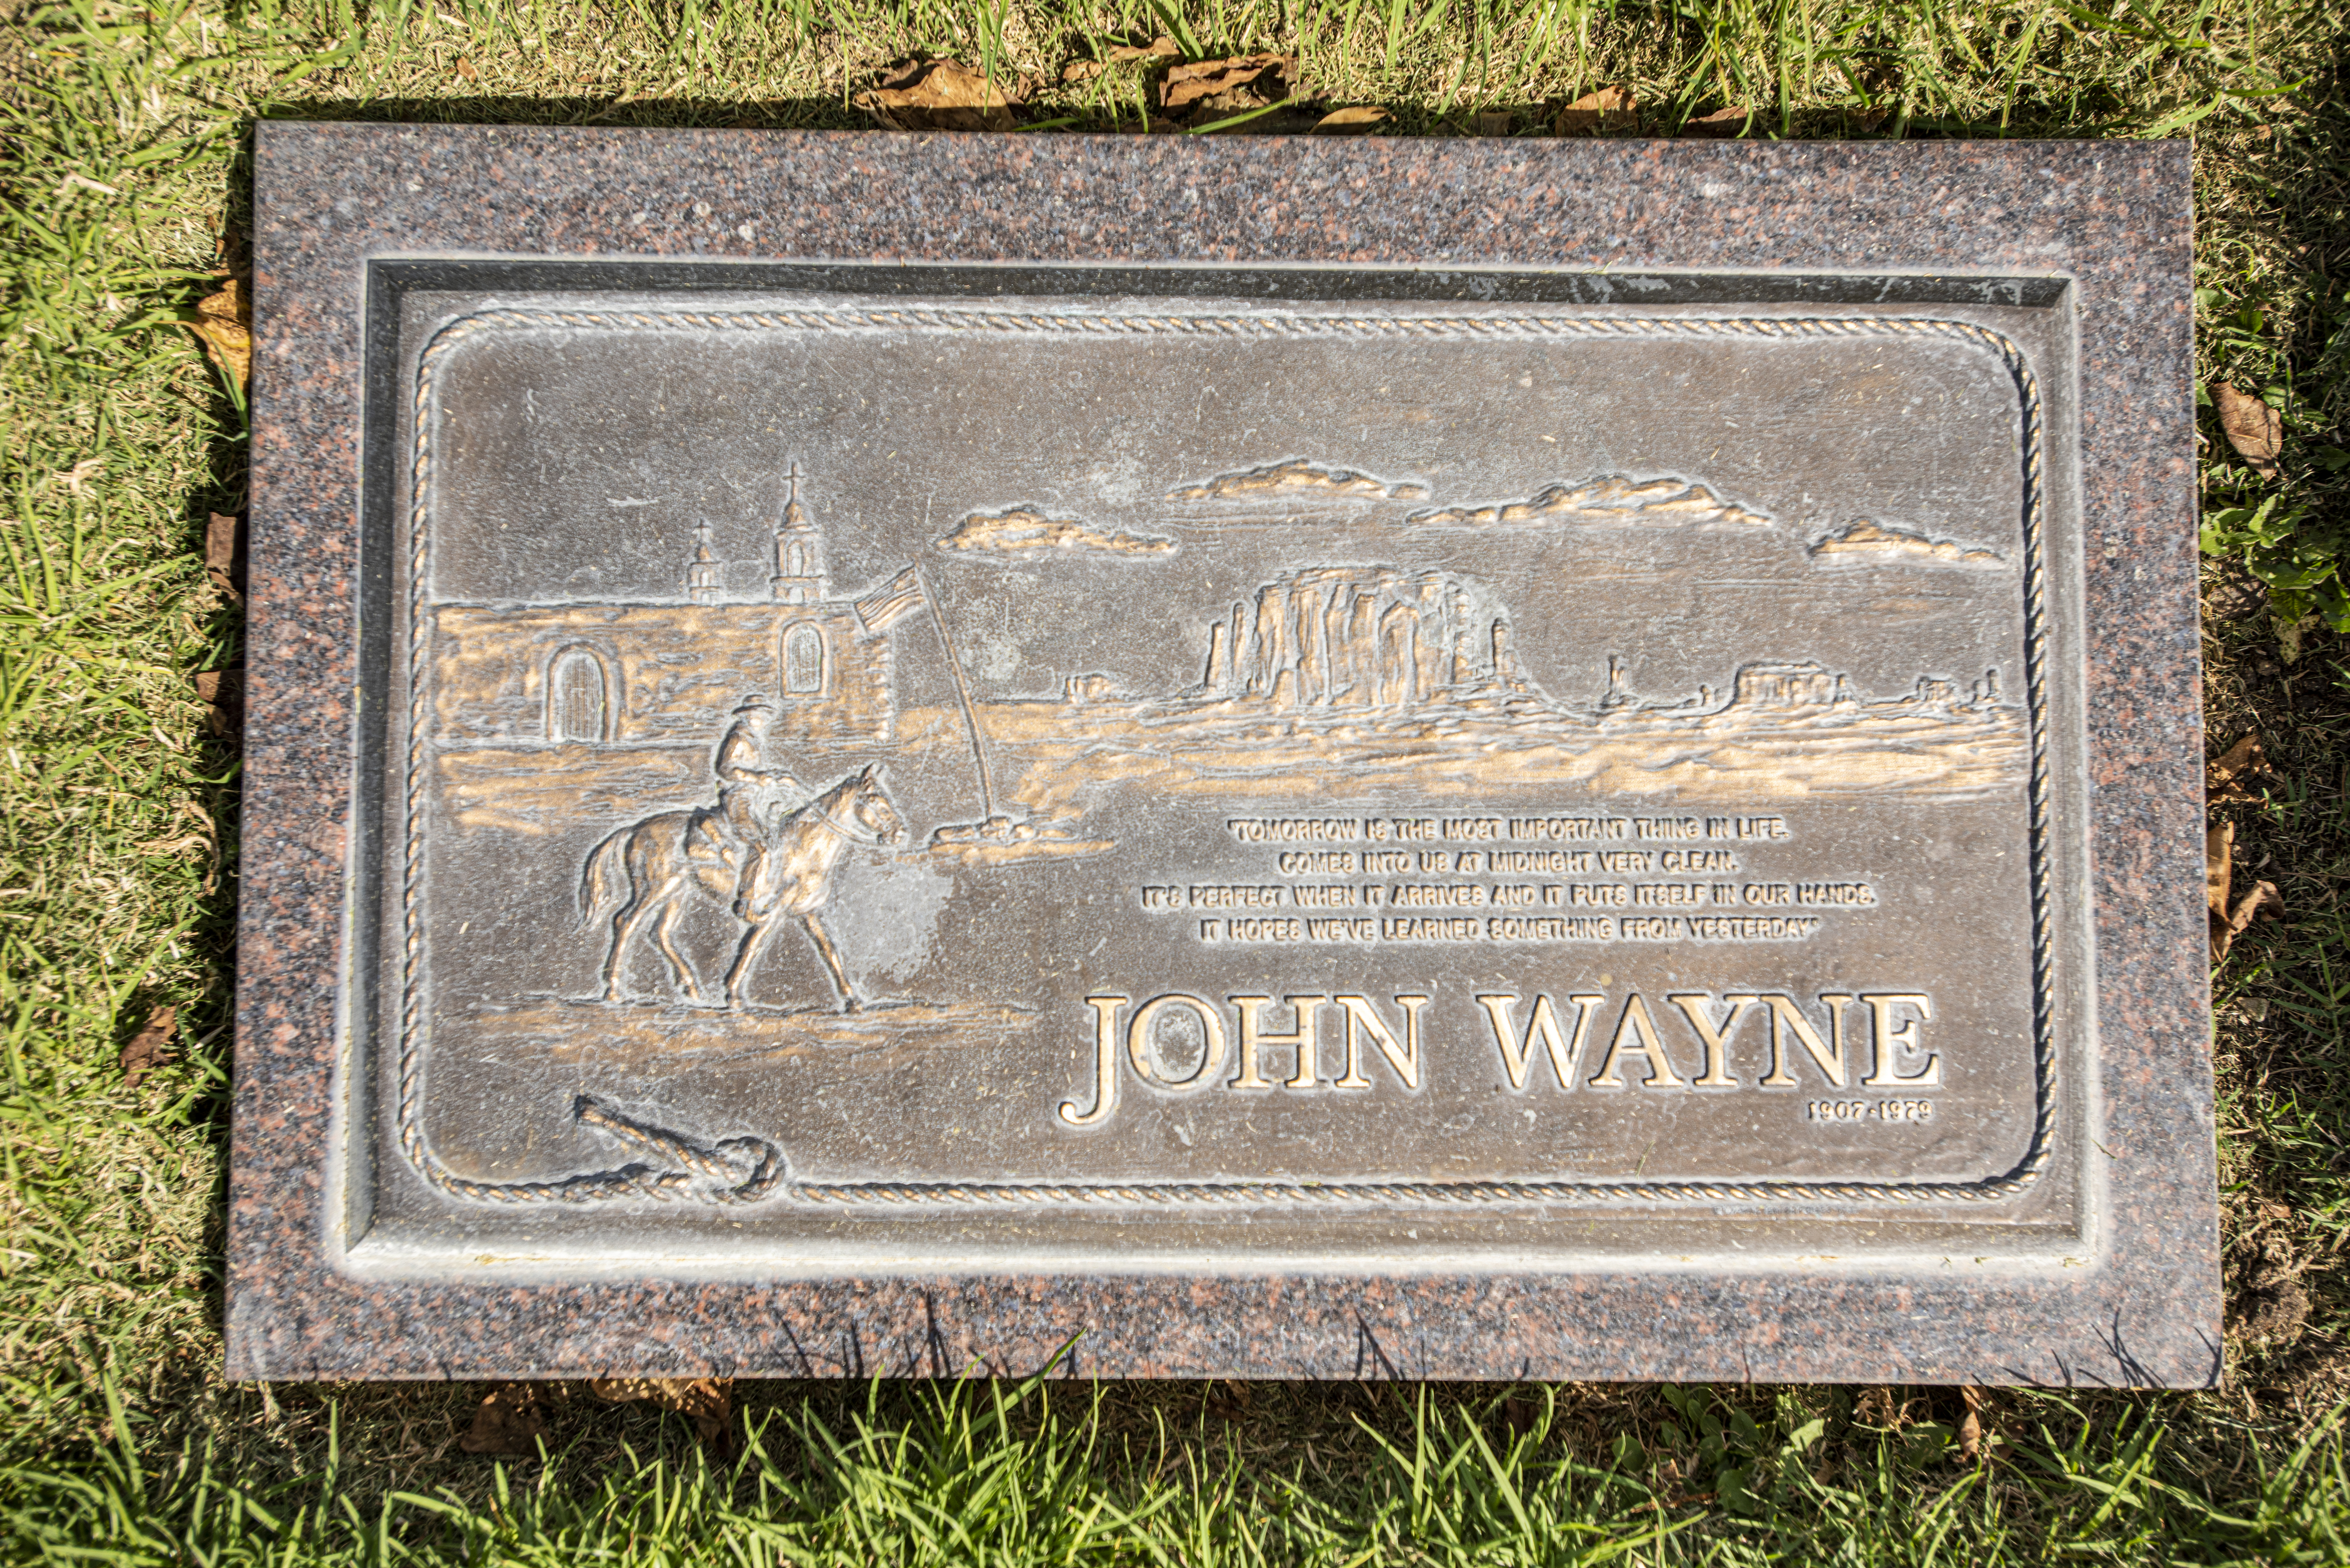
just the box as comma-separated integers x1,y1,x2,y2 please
459,1383,546,1454
2212,383,2281,476
121,1004,177,1090
456,55,479,83
1957,1386,1983,1462
186,278,251,390
855,57,1019,132
195,664,243,737
1064,36,1179,80
1555,85,1636,134
1310,106,1388,134
2208,821,2283,962
591,1376,732,1444
53,457,102,496
206,511,246,604
1473,110,1513,136
1680,106,1755,137
2206,822,2234,923
2278,609,2318,666
1159,52,1291,114
2218,880,2284,963
2208,733,2272,804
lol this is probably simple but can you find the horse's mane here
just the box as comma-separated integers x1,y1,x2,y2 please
784,767,873,827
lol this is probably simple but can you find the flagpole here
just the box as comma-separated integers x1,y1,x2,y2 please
915,564,1000,822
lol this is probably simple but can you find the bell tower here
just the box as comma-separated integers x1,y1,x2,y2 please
684,519,723,604
770,462,826,605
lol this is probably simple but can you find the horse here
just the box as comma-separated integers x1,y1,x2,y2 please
578,764,906,1012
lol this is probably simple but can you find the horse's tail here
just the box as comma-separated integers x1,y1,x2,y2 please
578,827,630,927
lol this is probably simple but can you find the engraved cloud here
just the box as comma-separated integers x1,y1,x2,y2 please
935,506,1177,561
1807,519,2006,567
1168,458,1429,502
1406,475,1773,531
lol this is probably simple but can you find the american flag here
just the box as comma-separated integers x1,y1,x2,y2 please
854,565,925,634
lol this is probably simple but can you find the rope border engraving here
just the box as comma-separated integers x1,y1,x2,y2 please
392,304,2059,1211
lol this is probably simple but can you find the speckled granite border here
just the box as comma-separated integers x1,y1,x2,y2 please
237,125,2211,1384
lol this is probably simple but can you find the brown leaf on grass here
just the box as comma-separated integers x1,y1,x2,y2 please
1554,85,1636,134
1473,110,1513,136
855,58,1019,133
459,1383,546,1454
2217,881,2284,963
1310,106,1388,134
2208,820,2282,961
1956,1386,1983,1462
2206,822,2234,922
1680,106,1756,137
2212,384,2281,476
195,665,243,737
121,1004,177,1090
2208,733,2273,804
590,1377,733,1443
455,55,479,84
186,278,251,390
1159,53,1291,113
1064,36,1179,80
206,511,246,604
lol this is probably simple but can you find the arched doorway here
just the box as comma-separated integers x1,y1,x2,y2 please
548,647,610,742
782,623,826,695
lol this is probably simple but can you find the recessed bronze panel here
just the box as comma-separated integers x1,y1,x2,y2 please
371,278,2087,1266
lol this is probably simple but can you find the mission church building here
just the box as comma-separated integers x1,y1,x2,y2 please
429,469,898,750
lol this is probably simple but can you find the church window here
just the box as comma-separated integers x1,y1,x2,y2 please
549,647,610,741
783,623,826,695
786,542,808,576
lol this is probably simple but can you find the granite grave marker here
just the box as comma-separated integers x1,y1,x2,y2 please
233,124,2216,1384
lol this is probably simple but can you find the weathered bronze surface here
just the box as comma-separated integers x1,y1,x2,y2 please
374,282,2086,1263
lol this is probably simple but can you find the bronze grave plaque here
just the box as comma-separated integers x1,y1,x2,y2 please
371,279,2085,1263
238,123,2213,1383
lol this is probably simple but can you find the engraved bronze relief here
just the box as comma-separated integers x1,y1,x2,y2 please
381,298,2066,1227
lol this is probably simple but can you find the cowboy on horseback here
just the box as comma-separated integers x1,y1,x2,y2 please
583,757,906,1012
693,696,812,917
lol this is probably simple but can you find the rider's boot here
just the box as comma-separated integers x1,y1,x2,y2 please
732,845,769,921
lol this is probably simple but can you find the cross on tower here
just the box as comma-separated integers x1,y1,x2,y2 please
770,460,826,605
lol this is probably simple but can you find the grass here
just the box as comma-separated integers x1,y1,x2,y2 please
4,0,2350,1561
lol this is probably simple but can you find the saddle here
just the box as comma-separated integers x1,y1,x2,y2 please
683,802,756,877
